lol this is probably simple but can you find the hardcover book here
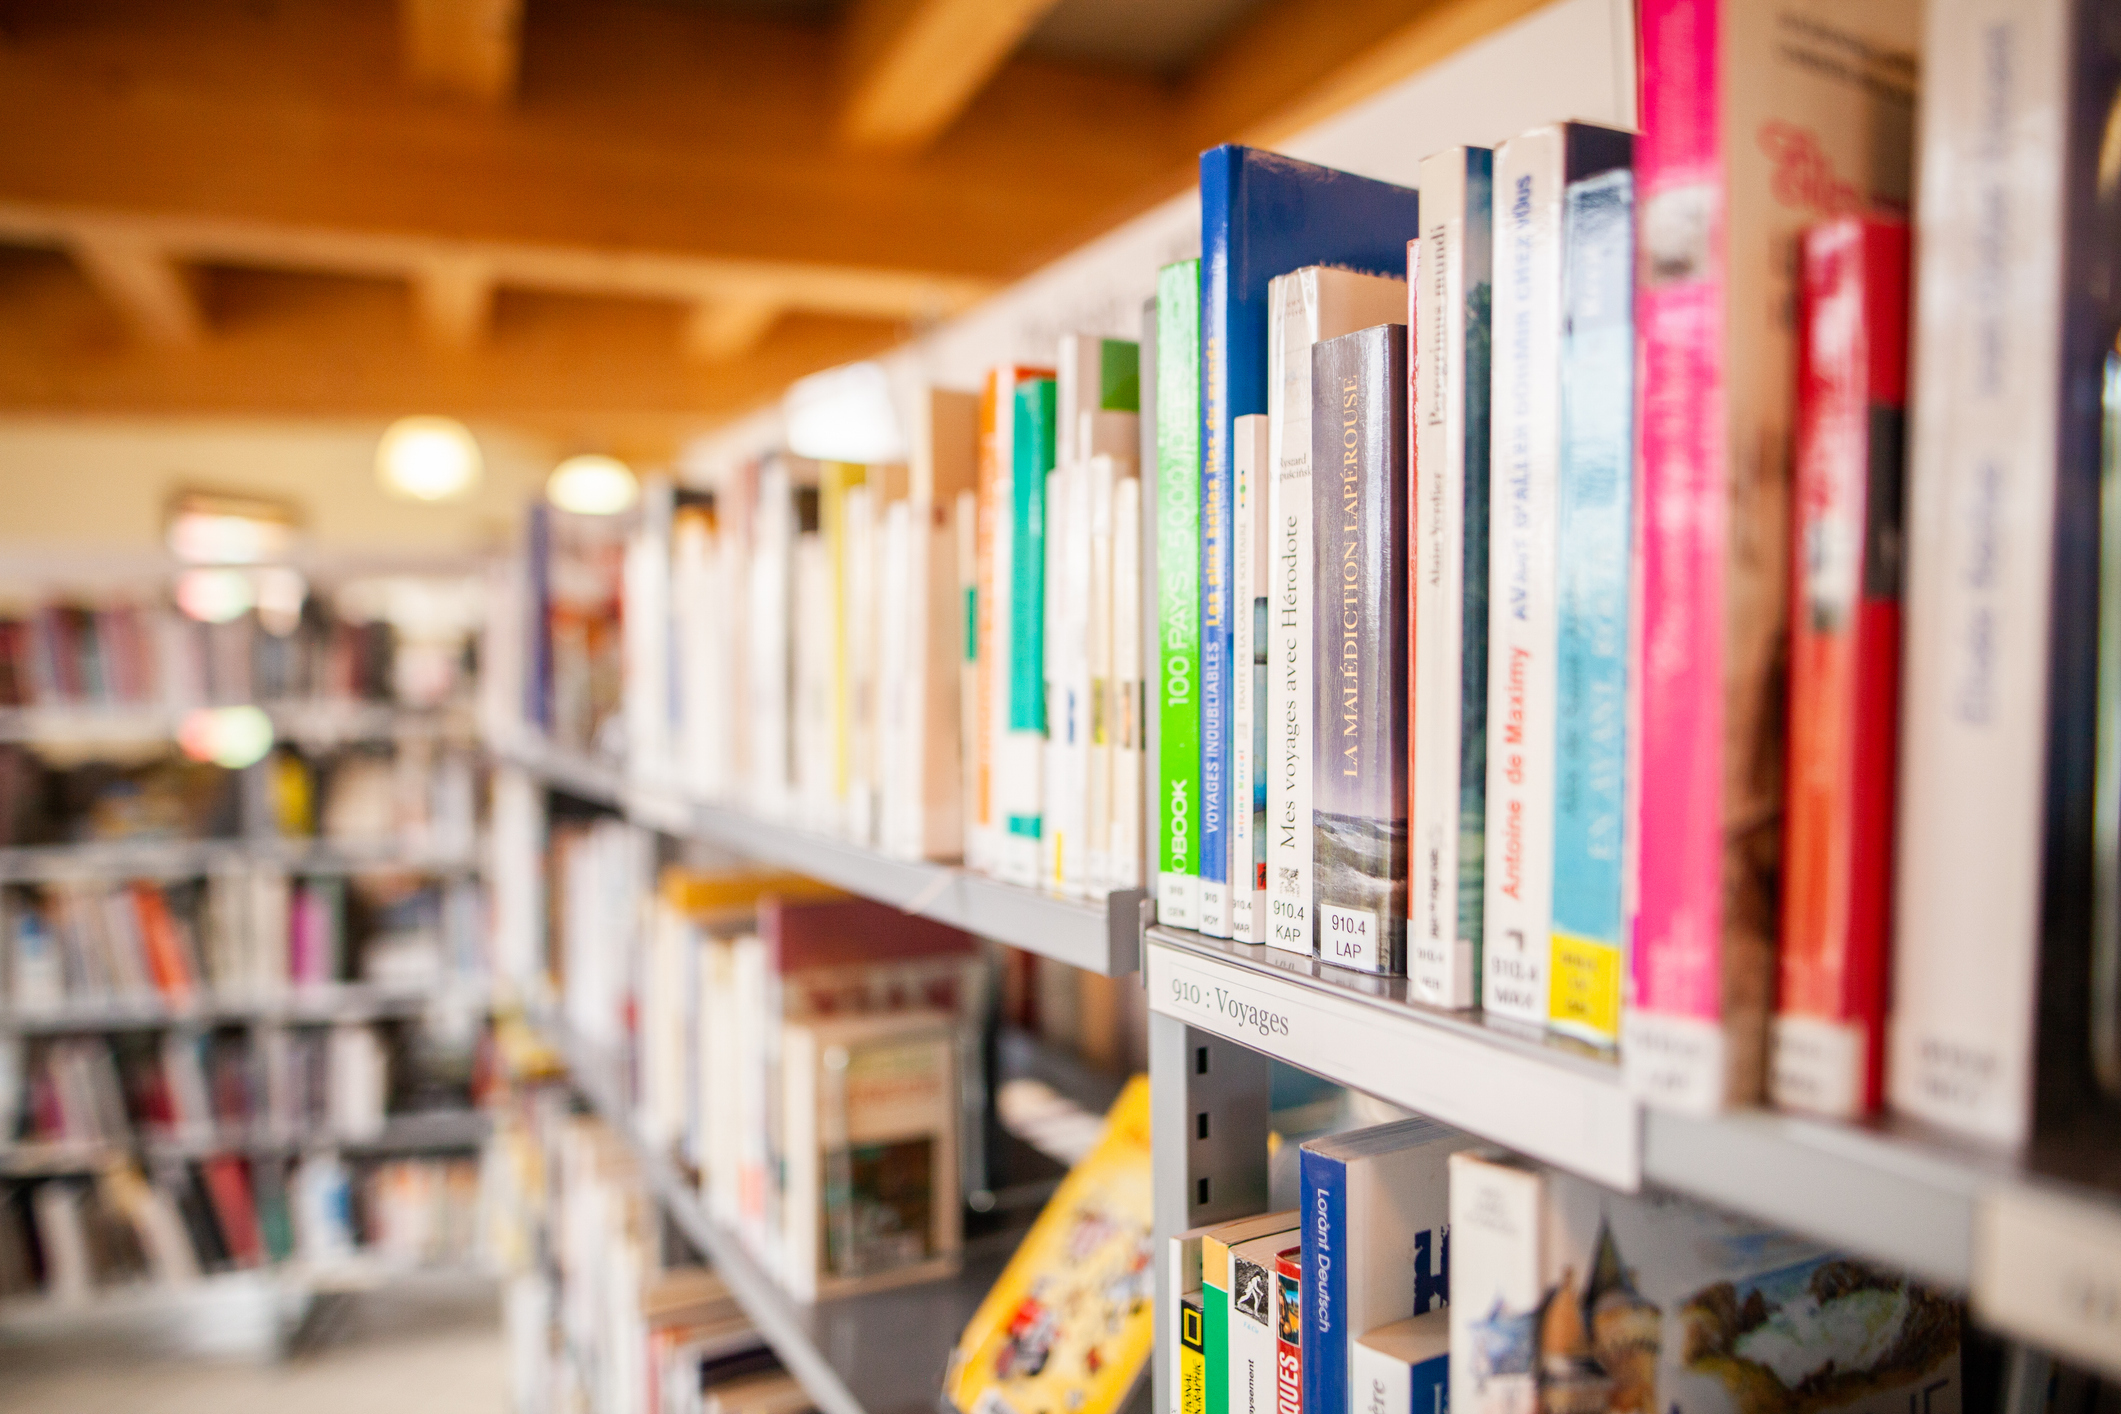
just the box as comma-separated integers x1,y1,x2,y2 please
1202,146,1422,941
1409,146,1494,1011
1267,267,1409,959
1775,218,1909,1119
1299,1118,1467,1414
1232,413,1271,943
1157,262,1203,929
1629,0,1920,1112
1447,1151,1963,1414
1312,324,1411,976
1484,123,1634,1030
1549,166,1638,1050
1892,0,2121,1144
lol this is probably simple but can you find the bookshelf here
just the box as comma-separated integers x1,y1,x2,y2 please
490,729,1147,975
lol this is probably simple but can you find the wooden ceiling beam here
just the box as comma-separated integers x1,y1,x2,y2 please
400,0,523,105
411,255,495,351
838,0,1069,152
64,229,204,346
684,297,783,363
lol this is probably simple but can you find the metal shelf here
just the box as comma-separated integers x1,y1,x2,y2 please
0,980,491,1033
1145,924,2121,1377
491,731,1146,975
541,1018,1012,1414
0,1110,493,1174
0,837,480,882
0,699,473,748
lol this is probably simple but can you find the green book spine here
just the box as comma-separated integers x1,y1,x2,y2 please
1001,378,1057,882
1204,1273,1230,1414
1157,258,1203,927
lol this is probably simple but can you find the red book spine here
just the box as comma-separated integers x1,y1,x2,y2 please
131,884,196,1000
1773,217,1909,1119
1273,1246,1302,1414
201,1156,265,1267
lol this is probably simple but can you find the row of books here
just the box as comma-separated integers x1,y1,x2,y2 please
0,735,478,852
1132,0,2112,1145
4,871,486,1008
13,1024,398,1146
493,1092,802,1414
589,858,980,1304
0,597,402,710
1170,1117,1965,1414
0,1150,482,1303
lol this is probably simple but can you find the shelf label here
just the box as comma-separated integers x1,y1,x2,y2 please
1974,1185,2121,1380
1147,940,1641,1189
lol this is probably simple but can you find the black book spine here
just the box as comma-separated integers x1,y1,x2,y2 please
1311,324,1410,975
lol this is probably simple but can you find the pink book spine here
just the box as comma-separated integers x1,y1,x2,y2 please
1627,0,1729,1105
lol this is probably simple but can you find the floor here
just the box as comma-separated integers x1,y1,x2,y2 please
0,1280,508,1414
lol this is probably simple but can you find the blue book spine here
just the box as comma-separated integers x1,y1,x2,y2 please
1299,1145,1348,1414
1199,144,1422,940
1410,1350,1448,1414
1548,168,1635,1047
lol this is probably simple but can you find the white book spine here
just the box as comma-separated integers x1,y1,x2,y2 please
1483,130,1566,1027
1042,464,1070,892
879,499,916,857
1113,477,1146,891
1231,414,1270,942
747,468,793,821
1060,459,1095,898
1446,1151,1543,1414
1890,0,2069,1146
1353,1340,1412,1414
918,496,965,860
1266,272,1317,956
1411,150,1491,1011
955,491,983,869
1087,455,1117,896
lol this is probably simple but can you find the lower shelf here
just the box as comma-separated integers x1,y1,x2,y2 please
541,1018,1015,1414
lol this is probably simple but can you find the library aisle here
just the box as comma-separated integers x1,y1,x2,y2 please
5,3,2121,1414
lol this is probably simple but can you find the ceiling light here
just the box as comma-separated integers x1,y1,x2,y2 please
178,706,276,769
166,489,301,565
547,454,639,516
378,416,482,502
784,361,905,464
175,568,257,624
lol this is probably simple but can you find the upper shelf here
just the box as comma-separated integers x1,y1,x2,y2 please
489,730,1145,975
1145,924,2121,1375
0,836,481,883
0,700,474,748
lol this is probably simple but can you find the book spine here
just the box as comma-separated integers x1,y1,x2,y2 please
1182,1292,1208,1414
1001,381,1055,886
1626,0,1731,1110
1299,1147,1348,1414
1410,150,1493,1010
1273,1248,1303,1414
975,376,1006,872
1484,129,1567,1027
1267,272,1317,956
1088,457,1117,896
1775,218,1908,1118
1893,0,2104,1142
1312,325,1411,976
1232,414,1270,942
1205,1253,1232,1414
1351,1340,1411,1414
1229,1246,1278,1414
1114,475,1145,891
1549,168,1637,1049
1158,261,1203,927
956,489,980,867
1445,1151,1542,1414
1200,154,1237,940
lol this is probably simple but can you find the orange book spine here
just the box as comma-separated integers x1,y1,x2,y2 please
131,884,195,1000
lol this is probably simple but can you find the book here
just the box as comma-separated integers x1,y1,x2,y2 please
1267,267,1410,959
1893,0,2121,1144
1483,121,1635,1029
1409,146,1494,1012
1201,146,1422,942
1299,1119,1467,1414
779,1009,960,1302
945,1076,1153,1414
1213,1214,1302,1414
1273,1246,1303,1414
1112,471,1146,892
1157,261,1204,929
1183,1291,1208,1414
1773,217,1910,1119
747,460,797,820
1351,1311,1449,1414
1231,413,1270,943
625,477,676,782
1170,1217,1217,1414
1446,1150,1963,1414
1312,324,1412,977
1548,166,1638,1050
957,487,981,867
884,387,978,862
977,366,1057,882
1628,0,1920,1112
200,1154,263,1268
